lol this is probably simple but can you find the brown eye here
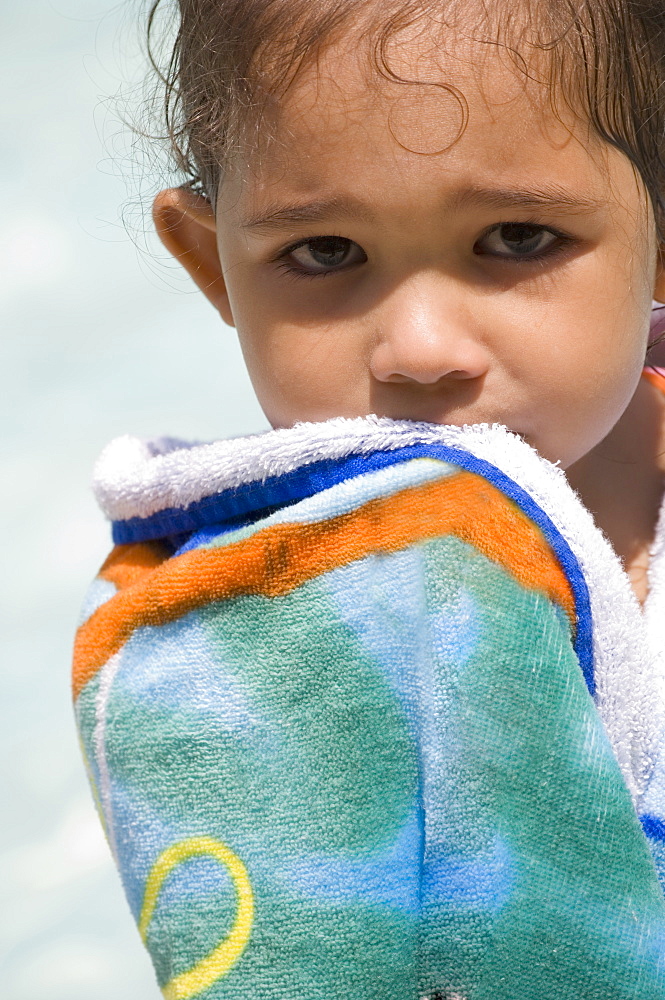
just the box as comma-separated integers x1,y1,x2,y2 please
287,236,367,272
475,223,560,259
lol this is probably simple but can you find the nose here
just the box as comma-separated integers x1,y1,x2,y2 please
369,277,491,386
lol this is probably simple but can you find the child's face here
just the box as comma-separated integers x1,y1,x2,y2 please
158,25,665,469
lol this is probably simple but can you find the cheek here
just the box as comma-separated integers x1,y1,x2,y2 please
498,281,650,465
236,320,369,427
532,333,646,466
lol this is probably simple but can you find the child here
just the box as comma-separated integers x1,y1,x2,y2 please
148,0,665,607
74,1,665,997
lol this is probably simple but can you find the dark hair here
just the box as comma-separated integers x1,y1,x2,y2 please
145,0,665,238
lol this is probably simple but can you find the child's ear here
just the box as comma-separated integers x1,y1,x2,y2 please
152,187,235,328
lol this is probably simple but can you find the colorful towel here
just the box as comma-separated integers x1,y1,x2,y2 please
73,418,665,999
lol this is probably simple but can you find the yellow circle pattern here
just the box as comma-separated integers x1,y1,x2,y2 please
139,836,254,1000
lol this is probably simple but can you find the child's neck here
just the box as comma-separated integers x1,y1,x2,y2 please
566,375,665,606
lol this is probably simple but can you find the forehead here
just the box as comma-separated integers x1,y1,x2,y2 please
221,16,644,229
285,31,566,165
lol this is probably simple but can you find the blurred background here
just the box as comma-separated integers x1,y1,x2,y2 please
0,1,268,996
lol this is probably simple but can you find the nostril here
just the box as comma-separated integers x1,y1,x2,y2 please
369,332,490,386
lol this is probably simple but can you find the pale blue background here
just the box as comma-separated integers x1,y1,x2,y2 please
0,1,268,995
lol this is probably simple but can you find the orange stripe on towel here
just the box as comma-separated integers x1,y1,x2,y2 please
73,472,574,700
100,540,173,591
643,366,665,395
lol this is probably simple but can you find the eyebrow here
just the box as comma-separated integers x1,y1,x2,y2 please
449,183,605,215
241,184,604,233
241,196,375,233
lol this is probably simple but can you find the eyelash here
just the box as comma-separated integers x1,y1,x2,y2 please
476,220,577,267
272,235,351,281
272,221,577,280
274,260,341,281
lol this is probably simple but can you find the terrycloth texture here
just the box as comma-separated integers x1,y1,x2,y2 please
74,420,665,999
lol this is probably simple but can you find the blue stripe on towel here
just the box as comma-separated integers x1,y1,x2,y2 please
641,815,665,842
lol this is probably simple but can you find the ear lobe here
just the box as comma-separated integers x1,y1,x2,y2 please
152,187,235,327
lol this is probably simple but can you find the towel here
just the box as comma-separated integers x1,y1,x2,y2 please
73,417,665,1000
